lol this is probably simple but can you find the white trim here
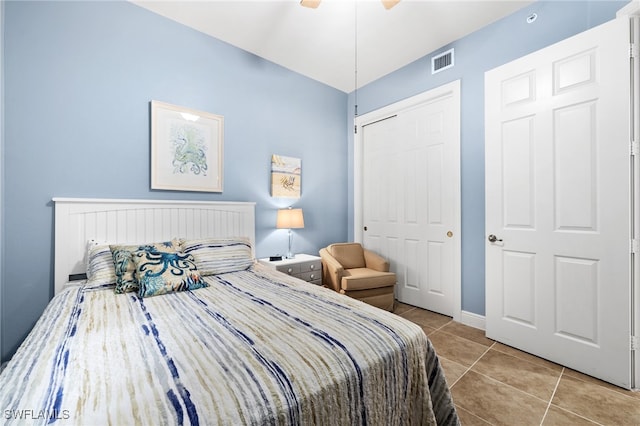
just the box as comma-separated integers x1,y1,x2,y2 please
459,310,486,331
354,80,462,323
633,13,640,393
620,3,640,392
617,0,640,18
51,197,254,207
0,0,5,363
53,198,256,295
618,0,640,391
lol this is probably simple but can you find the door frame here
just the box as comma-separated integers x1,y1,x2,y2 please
618,0,640,391
354,80,462,322
0,0,4,365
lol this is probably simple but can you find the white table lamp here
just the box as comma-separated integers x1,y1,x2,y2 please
276,208,304,259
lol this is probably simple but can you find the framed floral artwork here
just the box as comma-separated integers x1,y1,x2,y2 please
271,154,301,198
151,101,224,192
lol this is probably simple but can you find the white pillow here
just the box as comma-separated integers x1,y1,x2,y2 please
85,242,117,288
183,237,254,276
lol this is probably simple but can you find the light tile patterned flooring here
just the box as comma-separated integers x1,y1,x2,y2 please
393,302,640,425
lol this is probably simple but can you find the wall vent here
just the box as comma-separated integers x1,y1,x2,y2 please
432,48,454,74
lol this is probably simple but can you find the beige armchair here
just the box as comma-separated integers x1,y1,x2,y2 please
319,243,396,311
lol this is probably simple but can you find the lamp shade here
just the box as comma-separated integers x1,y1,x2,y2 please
276,208,304,229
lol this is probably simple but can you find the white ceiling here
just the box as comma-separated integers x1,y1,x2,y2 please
133,0,534,93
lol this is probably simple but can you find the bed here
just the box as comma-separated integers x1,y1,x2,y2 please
0,198,459,425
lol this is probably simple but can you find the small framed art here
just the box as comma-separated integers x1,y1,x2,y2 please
151,100,224,192
271,154,301,198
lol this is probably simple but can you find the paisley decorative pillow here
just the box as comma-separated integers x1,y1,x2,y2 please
182,237,254,276
132,250,207,298
110,240,180,294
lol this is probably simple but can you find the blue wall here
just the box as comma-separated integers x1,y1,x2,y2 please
347,0,628,315
1,1,348,361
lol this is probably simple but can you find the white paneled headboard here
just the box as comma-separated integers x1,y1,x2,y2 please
53,198,256,295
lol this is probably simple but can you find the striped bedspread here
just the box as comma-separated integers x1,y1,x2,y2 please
0,264,458,425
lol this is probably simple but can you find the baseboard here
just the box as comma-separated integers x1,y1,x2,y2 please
459,310,485,331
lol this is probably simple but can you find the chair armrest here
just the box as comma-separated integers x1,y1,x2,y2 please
363,249,390,272
319,248,344,292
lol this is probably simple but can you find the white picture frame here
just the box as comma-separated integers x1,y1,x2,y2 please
151,100,224,192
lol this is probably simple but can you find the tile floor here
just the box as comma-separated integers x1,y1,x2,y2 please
393,302,640,425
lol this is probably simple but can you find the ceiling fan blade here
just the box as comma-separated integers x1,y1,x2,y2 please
300,0,321,8
381,0,400,9
300,0,397,10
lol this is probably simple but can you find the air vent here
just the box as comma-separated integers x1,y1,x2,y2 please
431,48,454,74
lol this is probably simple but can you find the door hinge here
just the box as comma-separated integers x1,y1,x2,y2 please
632,335,639,351
631,43,639,58
632,239,640,254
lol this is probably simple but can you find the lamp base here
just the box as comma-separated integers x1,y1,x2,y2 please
286,229,295,259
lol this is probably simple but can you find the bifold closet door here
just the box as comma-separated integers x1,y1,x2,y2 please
362,82,460,317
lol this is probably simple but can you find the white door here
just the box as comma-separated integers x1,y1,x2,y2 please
485,18,631,388
358,81,460,317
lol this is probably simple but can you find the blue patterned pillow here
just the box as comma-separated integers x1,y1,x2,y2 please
183,237,254,276
110,240,180,294
132,250,207,298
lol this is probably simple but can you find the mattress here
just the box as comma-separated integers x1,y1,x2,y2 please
0,264,458,425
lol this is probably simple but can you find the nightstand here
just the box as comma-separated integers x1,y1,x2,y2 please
258,254,322,285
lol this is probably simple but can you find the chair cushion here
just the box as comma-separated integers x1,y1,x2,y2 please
328,243,366,269
341,268,396,291
342,287,395,311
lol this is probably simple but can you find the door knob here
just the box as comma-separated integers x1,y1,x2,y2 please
488,234,503,243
